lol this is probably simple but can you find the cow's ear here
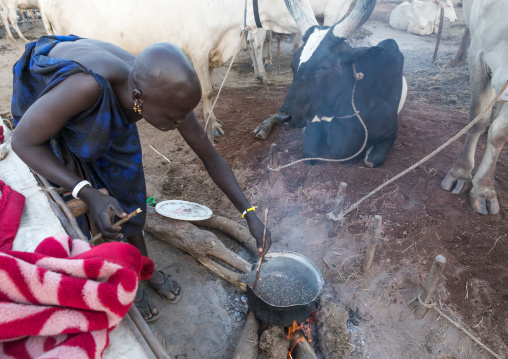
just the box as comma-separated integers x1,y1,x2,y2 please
342,46,384,63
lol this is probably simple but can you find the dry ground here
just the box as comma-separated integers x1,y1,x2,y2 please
0,1,506,358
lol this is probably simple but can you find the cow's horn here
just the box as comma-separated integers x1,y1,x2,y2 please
284,0,319,36
332,0,377,38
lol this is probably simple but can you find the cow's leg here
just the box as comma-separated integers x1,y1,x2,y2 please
292,32,302,53
1,11,16,43
9,11,29,42
250,29,269,84
364,136,397,168
441,55,494,194
469,104,508,214
264,30,273,69
253,116,278,139
40,10,54,35
192,55,224,139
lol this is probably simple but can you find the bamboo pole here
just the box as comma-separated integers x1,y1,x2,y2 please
327,182,348,237
362,215,382,274
415,255,447,319
269,143,279,187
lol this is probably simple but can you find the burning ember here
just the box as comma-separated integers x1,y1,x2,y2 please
287,311,318,359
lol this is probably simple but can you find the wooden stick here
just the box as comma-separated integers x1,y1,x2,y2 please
269,143,279,187
34,173,88,242
327,182,348,237
362,215,382,274
415,255,447,319
127,306,171,359
433,7,445,63
277,36,281,74
252,208,269,291
90,208,142,244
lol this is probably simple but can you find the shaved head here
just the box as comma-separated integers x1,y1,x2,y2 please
132,43,201,109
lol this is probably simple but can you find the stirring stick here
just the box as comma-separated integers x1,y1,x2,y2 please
90,208,142,244
252,208,269,292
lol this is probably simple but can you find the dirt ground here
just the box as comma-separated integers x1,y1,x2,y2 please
1,1,507,358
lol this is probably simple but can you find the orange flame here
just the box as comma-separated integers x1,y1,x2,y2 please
288,337,305,359
287,320,303,339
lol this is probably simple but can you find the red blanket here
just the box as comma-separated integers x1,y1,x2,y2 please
0,181,154,359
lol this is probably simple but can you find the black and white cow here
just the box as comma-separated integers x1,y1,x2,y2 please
254,0,407,168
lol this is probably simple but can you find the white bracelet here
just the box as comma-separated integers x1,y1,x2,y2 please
72,180,91,199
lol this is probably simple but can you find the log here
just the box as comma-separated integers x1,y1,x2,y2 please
145,208,251,291
415,255,447,319
259,325,290,359
190,215,258,255
269,143,279,186
289,331,317,359
327,182,348,238
66,188,109,217
232,311,259,359
316,296,349,359
362,215,382,274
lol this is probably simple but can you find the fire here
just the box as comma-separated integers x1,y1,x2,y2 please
287,313,317,358
287,321,303,339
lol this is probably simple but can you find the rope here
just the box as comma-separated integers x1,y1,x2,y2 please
417,295,504,359
204,32,246,135
268,64,368,171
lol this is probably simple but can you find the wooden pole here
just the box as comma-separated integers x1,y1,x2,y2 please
449,28,470,67
327,182,347,238
433,7,445,63
415,255,447,319
90,208,142,244
269,143,279,186
252,208,269,291
277,36,281,74
362,215,382,274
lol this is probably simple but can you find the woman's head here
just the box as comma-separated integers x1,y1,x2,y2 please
131,43,201,130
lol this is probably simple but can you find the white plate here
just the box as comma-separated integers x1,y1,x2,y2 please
154,200,213,221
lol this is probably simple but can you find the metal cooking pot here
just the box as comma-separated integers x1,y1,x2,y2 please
246,251,324,327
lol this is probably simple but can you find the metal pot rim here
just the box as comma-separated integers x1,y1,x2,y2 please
247,250,324,308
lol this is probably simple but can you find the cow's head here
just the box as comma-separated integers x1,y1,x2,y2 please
276,0,377,158
435,0,457,23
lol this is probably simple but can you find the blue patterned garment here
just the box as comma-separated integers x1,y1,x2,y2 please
11,35,146,238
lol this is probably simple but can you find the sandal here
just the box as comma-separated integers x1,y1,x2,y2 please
148,271,182,304
134,290,160,323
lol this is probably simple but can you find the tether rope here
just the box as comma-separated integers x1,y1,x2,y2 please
417,295,503,359
328,78,508,221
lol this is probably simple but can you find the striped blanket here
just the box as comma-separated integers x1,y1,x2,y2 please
0,216,154,358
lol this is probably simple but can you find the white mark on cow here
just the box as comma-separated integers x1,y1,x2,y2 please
299,28,328,70
311,115,333,123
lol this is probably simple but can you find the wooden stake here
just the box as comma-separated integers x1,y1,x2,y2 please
362,215,382,274
415,255,447,319
327,182,348,237
252,208,269,291
90,208,142,244
433,7,445,63
277,36,281,74
269,143,279,187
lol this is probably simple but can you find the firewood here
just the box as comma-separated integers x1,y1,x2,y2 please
232,311,259,359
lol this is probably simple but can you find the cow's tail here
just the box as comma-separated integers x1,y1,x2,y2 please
398,76,407,114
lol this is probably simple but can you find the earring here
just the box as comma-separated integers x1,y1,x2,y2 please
133,102,142,114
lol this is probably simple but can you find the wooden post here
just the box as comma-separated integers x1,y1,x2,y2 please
415,255,447,319
277,36,281,74
327,182,347,238
449,28,470,67
433,7,445,63
362,215,382,274
269,143,279,186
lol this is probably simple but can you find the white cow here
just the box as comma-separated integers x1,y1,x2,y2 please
389,0,457,36
38,0,316,139
441,0,508,214
0,0,39,43
248,0,355,84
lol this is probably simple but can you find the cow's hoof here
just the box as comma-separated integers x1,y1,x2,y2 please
470,192,500,215
264,63,272,70
441,172,472,194
364,146,375,168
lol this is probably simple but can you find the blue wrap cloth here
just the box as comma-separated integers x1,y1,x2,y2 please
11,35,146,238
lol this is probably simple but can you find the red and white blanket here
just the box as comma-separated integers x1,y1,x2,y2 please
0,180,154,359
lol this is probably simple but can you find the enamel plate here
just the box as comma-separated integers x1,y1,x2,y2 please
154,200,213,221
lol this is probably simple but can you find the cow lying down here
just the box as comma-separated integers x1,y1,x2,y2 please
255,0,407,168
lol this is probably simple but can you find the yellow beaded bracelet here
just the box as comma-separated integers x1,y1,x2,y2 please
241,207,256,218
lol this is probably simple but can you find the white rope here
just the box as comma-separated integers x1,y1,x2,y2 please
204,33,246,135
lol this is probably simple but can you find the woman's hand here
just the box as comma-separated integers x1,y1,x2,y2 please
245,212,272,257
79,186,127,240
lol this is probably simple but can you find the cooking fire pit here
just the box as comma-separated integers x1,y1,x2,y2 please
246,251,324,327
